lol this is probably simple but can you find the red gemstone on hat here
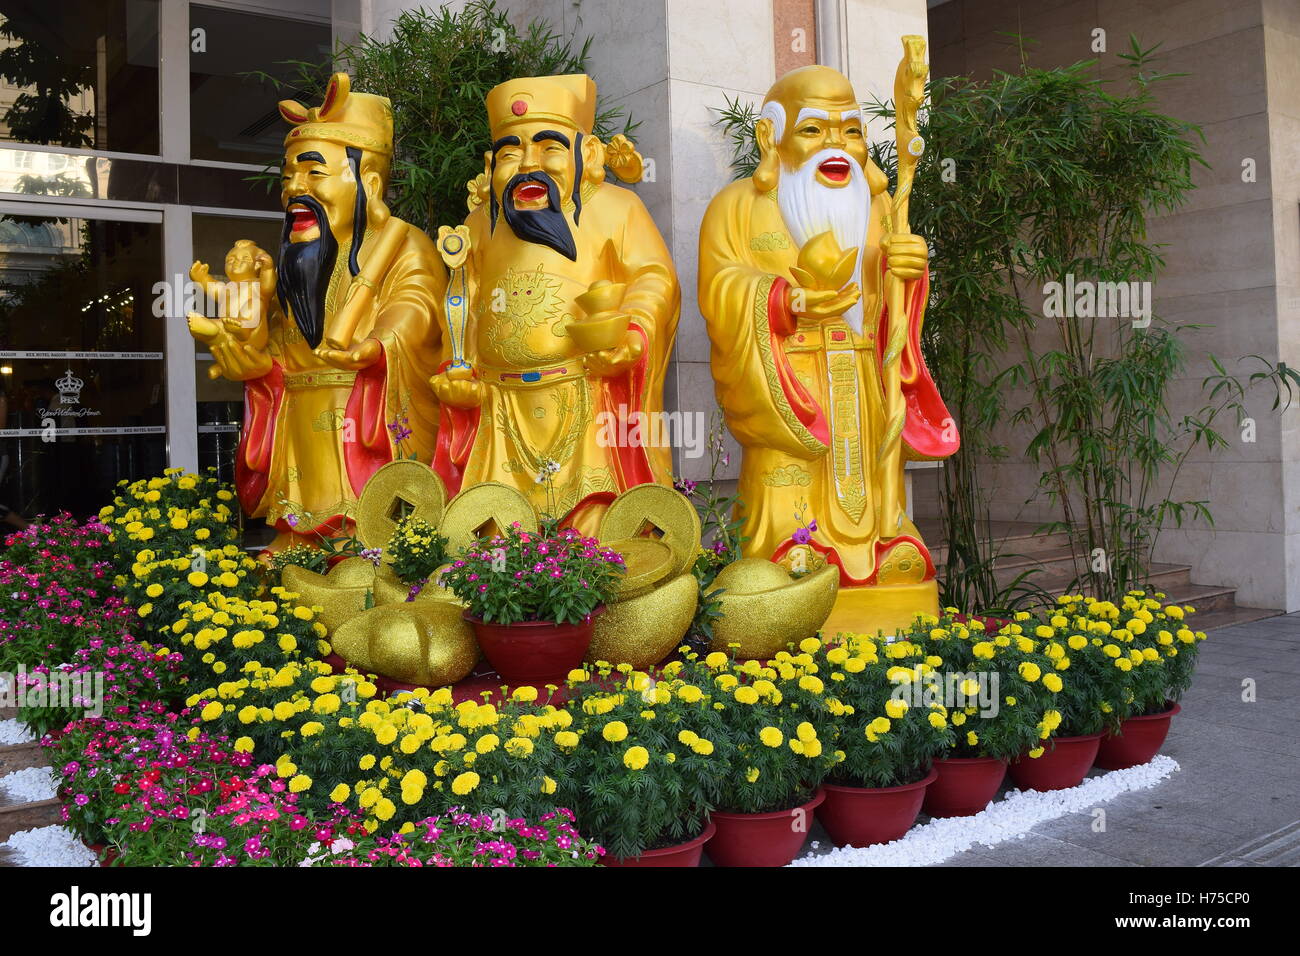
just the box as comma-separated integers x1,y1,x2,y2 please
512,99,528,116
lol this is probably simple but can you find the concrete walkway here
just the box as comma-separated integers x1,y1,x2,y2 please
936,612,1300,866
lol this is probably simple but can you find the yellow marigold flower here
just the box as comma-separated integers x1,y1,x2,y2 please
301,721,324,737
799,637,821,654
1041,673,1063,693
451,771,480,796
745,767,760,783
289,774,312,793
870,716,891,735
187,571,209,588
1018,661,1042,682
329,783,351,803
512,685,539,703
799,675,825,694
704,652,728,670
505,736,534,757
759,726,783,748
623,746,650,770
476,733,500,754
929,712,947,729
796,721,817,742
602,720,629,743
374,797,396,821
233,736,254,753
554,730,579,750
885,698,908,719
691,738,714,756
200,701,223,721
734,685,759,705
540,776,557,795
1027,746,1045,759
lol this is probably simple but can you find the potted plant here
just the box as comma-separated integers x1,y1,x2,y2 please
816,635,954,846
441,523,625,685
681,643,837,866
1093,593,1202,770
1005,597,1127,790
560,664,728,866
907,615,1063,817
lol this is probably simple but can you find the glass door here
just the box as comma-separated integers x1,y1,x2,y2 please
0,207,165,519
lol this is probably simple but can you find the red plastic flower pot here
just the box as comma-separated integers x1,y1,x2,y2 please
1094,701,1181,771
922,756,1007,818
1008,733,1103,792
819,768,937,848
465,607,602,686
602,820,716,867
706,789,825,867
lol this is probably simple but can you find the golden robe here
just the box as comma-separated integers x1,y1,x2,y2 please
698,181,957,587
435,182,679,527
239,225,444,534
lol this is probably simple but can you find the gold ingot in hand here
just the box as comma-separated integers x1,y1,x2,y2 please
568,280,630,352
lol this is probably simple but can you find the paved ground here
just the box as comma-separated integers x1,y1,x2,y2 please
932,611,1300,866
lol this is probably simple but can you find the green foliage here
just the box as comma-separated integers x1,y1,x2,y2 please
248,0,636,235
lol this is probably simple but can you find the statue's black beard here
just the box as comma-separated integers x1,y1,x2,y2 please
276,194,339,349
497,171,577,261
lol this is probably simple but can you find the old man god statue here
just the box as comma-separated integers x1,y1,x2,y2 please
698,48,959,635
430,74,680,533
187,73,445,550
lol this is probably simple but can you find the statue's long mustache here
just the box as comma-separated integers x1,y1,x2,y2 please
497,171,577,261
276,195,337,349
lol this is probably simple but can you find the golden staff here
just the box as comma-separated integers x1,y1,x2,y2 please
877,34,928,534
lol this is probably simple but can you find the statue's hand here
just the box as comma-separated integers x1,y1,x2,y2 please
431,365,483,408
881,233,928,281
585,329,644,378
314,337,383,371
789,283,861,321
195,316,273,381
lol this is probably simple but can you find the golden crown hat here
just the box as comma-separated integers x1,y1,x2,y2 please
279,72,393,157
486,73,596,137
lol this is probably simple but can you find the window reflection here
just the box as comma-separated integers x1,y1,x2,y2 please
0,0,160,155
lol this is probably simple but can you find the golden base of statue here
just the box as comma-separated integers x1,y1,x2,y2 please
821,579,939,639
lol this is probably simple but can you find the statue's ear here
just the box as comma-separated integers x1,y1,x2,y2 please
580,134,605,186
754,117,780,193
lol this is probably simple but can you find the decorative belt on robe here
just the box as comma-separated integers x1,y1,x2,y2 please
283,370,359,390
477,359,585,389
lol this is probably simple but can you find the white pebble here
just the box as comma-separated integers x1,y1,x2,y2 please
791,755,1180,867
2,826,98,867
0,766,57,803
0,718,35,746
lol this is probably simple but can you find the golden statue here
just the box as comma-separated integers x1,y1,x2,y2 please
697,43,958,636
187,73,445,549
430,74,680,533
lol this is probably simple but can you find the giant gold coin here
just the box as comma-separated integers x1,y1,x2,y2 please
439,481,538,556
355,460,447,551
598,483,701,579
605,536,675,601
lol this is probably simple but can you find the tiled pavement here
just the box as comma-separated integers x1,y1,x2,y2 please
934,612,1300,866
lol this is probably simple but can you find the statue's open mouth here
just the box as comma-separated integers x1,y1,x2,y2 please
289,204,319,233
513,181,549,204
817,157,852,183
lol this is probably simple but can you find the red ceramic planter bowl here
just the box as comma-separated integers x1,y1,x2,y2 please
707,789,825,867
602,820,716,867
1094,702,1181,770
465,608,602,686
1008,733,1104,791
819,768,938,847
923,756,1007,818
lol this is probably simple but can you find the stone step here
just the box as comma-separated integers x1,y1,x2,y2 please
917,519,1075,564
0,743,46,776
0,799,60,842
1184,605,1282,632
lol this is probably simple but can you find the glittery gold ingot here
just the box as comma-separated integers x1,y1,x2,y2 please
598,483,701,580
330,601,479,687
710,558,839,660
373,563,414,605
355,460,447,551
587,572,697,670
439,481,538,555
282,559,374,634
605,537,675,601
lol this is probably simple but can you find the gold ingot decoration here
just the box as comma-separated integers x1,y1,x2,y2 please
598,483,701,580
710,558,839,660
354,460,448,551
603,536,675,601
789,231,858,292
331,602,479,688
568,280,631,353
439,481,539,555
589,572,697,670
283,558,376,635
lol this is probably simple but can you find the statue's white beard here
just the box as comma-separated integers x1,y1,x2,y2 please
776,148,870,334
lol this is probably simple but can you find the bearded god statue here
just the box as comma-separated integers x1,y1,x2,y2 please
697,50,958,636
187,74,444,549
430,74,680,533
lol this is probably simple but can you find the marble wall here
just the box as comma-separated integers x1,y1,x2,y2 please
929,0,1300,610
